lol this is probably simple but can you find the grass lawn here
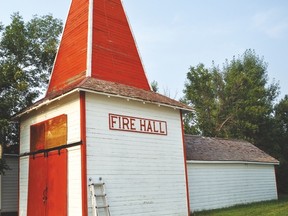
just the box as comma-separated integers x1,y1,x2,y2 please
191,195,288,216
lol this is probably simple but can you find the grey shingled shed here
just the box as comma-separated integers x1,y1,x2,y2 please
185,135,279,212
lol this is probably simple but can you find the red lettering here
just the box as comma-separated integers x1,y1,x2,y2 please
109,114,167,135
160,122,166,134
153,121,159,133
118,116,121,129
122,117,130,130
130,118,136,130
110,115,117,129
147,121,152,132
140,119,146,131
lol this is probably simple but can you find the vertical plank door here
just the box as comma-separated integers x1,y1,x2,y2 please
27,154,47,216
46,149,68,216
27,149,67,216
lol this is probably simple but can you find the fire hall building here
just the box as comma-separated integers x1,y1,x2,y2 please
16,0,192,215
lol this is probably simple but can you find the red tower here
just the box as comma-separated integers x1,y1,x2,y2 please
47,0,150,97
18,1,192,216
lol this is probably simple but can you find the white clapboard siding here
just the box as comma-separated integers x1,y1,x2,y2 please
19,156,28,216
187,162,278,212
1,155,18,213
19,92,82,216
68,146,82,216
86,93,188,216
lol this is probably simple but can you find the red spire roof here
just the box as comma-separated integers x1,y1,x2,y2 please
46,0,151,96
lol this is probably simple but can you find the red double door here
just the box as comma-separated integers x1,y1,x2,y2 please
27,149,68,216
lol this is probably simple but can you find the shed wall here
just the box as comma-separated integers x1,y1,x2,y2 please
1,156,18,213
19,93,82,216
86,93,188,216
187,162,278,212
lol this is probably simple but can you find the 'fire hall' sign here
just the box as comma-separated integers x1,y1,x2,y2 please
109,113,167,135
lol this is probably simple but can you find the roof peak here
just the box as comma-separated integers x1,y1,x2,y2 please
46,0,151,97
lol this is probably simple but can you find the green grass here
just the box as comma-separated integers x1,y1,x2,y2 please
191,195,288,216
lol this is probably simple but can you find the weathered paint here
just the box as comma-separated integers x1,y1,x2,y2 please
86,93,188,215
180,112,191,215
1,155,19,213
46,0,150,97
47,0,88,94
19,93,82,216
80,91,88,216
109,113,168,135
27,154,46,216
19,91,190,215
20,0,191,214
27,150,68,216
30,114,67,151
91,0,150,90
187,162,278,212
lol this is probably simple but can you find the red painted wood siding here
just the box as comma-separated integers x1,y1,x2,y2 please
47,0,89,95
27,154,47,216
92,0,150,90
27,150,68,216
47,0,151,96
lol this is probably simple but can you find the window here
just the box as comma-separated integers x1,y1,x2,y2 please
30,114,67,151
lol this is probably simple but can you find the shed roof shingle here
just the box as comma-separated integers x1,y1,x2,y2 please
185,135,279,164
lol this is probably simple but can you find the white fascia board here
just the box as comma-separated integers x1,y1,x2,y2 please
78,88,193,112
15,87,193,119
86,0,93,77
187,160,279,166
15,88,80,118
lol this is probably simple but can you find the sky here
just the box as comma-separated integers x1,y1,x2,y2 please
0,0,288,100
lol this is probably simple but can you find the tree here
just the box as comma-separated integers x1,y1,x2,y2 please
222,50,279,142
151,80,159,92
275,95,288,136
182,49,279,143
183,50,288,194
181,63,223,136
274,96,288,193
0,13,63,174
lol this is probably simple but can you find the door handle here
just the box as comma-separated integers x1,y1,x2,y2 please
43,186,48,204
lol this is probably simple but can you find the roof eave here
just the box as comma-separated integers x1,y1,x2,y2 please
78,87,194,112
13,88,81,119
14,87,193,119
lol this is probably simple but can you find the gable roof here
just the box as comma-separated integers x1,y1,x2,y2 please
185,135,279,164
16,77,192,118
47,0,150,97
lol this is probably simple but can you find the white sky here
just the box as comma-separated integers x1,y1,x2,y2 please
1,0,288,100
